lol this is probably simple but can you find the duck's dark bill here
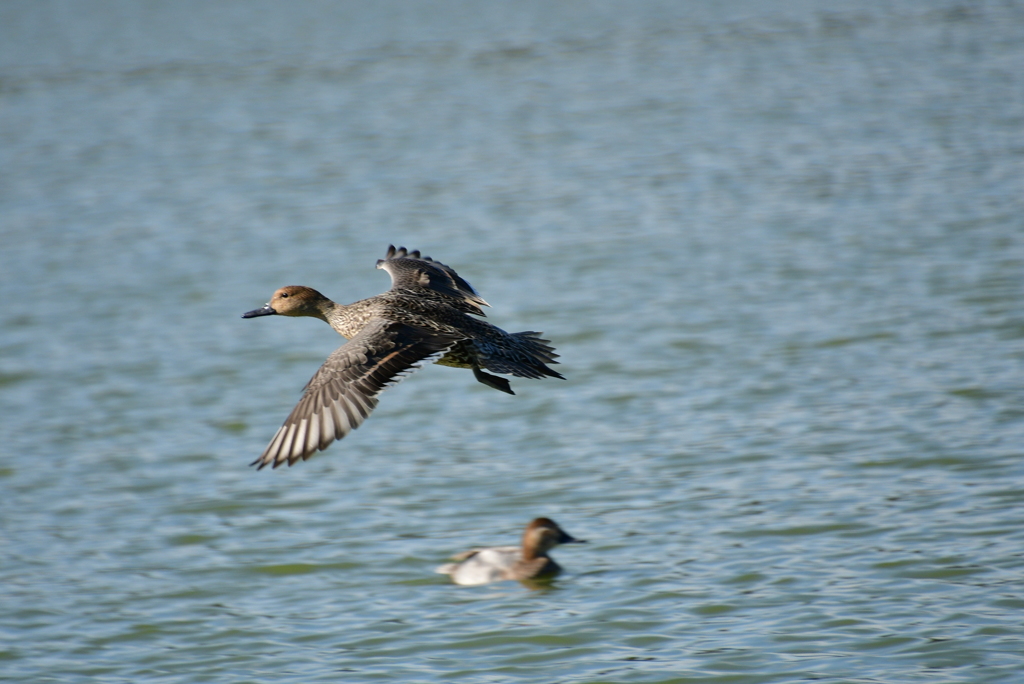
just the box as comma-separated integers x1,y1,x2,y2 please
242,305,277,318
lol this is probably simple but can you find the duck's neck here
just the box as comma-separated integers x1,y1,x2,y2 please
521,547,549,562
321,300,363,338
516,555,560,579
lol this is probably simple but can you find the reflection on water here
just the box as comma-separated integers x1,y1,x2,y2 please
2,1,1023,682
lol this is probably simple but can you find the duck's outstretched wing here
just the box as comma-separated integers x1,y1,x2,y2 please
376,245,489,316
252,319,462,470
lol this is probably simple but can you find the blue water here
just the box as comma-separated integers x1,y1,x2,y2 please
2,1,1023,682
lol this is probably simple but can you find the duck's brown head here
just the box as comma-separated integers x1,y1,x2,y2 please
242,286,331,321
521,517,585,560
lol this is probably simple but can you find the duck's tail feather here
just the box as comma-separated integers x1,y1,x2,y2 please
478,331,564,381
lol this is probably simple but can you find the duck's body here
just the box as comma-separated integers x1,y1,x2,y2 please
436,517,584,586
243,246,562,469
317,291,558,384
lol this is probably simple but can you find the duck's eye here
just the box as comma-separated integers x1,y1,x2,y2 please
281,293,289,298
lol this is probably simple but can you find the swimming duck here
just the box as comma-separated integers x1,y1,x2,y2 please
243,246,563,469
436,517,584,586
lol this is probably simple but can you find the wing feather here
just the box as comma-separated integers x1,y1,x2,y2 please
252,319,462,469
376,244,489,316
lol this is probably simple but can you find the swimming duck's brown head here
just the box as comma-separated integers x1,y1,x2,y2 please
521,517,585,560
242,286,331,321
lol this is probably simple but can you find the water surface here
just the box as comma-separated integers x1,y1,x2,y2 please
2,1,1023,682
